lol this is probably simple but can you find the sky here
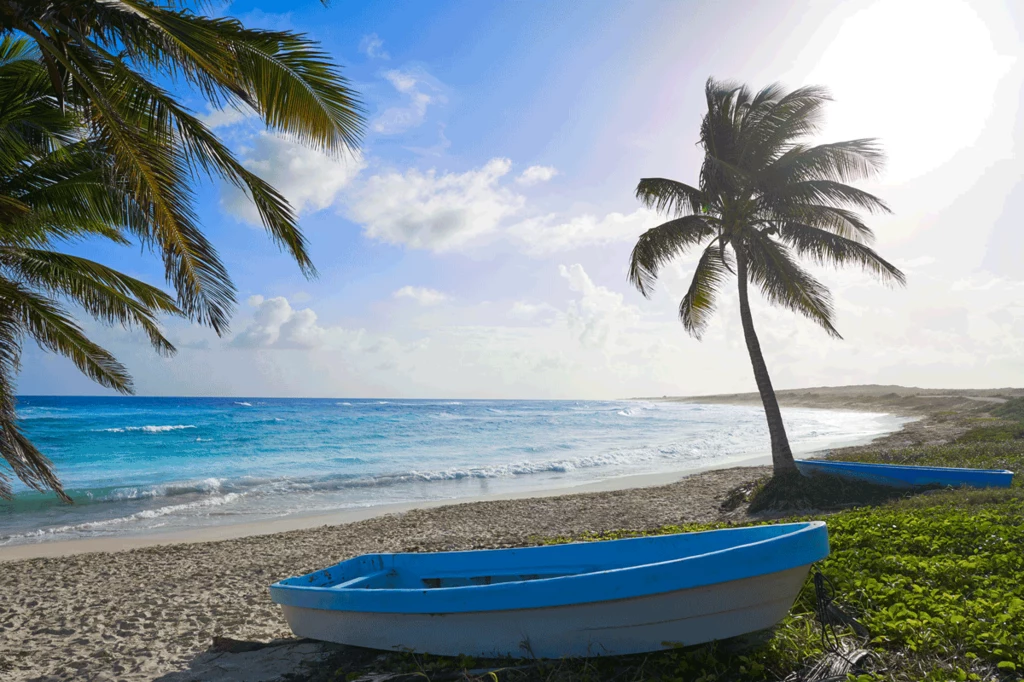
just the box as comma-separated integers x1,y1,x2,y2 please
19,0,1024,398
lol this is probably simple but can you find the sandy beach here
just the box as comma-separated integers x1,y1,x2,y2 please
1,386,1019,682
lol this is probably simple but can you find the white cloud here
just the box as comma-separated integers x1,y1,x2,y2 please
516,165,558,185
510,208,660,256
231,296,327,349
360,33,389,59
372,70,441,135
222,133,365,223
393,286,448,306
559,263,640,350
230,295,426,359
507,301,558,320
199,105,257,129
346,158,523,251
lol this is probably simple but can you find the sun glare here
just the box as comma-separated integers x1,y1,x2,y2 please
802,0,1013,184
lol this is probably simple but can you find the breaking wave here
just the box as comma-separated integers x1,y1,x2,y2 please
0,493,243,545
96,425,197,434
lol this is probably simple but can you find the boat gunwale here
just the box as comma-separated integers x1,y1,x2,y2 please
269,521,829,614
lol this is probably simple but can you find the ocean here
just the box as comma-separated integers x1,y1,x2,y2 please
1,396,908,547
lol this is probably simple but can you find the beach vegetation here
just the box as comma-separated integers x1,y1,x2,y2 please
626,79,905,477
0,1,365,499
991,397,1024,422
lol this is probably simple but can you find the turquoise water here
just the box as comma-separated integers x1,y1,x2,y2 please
1,397,907,546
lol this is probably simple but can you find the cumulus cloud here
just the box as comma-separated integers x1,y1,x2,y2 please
510,208,660,256
199,105,257,129
372,70,440,135
231,296,327,349
231,295,428,358
222,133,365,223
360,33,389,59
393,286,448,306
516,165,558,185
559,264,640,350
346,158,523,251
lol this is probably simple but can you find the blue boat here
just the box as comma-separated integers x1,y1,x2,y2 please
270,521,829,658
795,459,1014,489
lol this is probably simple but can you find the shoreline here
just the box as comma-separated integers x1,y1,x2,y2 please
0,385,1014,682
0,455,767,562
0,405,907,562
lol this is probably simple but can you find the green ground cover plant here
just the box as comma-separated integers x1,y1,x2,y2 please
991,398,1024,423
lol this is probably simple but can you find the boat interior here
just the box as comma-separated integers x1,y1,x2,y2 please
280,522,816,591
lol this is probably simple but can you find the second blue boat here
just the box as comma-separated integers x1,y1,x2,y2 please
795,459,1014,489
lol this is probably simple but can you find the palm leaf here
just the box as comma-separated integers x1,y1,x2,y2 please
635,178,707,217
0,247,181,354
679,242,733,339
0,279,133,392
743,232,841,338
763,179,891,214
628,215,717,296
764,139,886,185
775,223,906,285
86,1,365,152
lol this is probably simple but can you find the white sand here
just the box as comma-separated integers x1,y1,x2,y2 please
0,464,776,681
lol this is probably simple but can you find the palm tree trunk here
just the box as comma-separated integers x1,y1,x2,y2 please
735,252,797,474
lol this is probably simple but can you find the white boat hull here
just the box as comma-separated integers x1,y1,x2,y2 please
279,564,810,658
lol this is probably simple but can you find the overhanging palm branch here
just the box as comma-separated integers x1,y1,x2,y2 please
628,78,906,473
0,39,189,499
1,0,365,332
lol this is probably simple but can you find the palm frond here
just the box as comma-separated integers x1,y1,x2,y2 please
0,320,65,500
0,248,181,354
743,232,842,338
0,416,69,502
778,205,876,243
635,178,706,217
95,53,314,273
764,179,891,214
0,279,133,392
30,34,238,332
775,223,906,285
765,139,886,186
741,85,832,163
679,242,733,339
93,0,365,152
628,215,717,297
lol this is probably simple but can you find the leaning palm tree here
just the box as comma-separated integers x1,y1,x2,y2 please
628,79,905,475
0,0,364,333
0,37,183,500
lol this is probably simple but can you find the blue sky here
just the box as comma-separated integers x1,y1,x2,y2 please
20,0,1024,398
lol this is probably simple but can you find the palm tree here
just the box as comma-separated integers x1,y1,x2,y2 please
0,37,183,500
0,2,365,499
0,0,364,333
628,79,905,475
